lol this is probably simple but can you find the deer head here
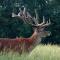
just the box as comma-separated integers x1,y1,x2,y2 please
12,6,51,38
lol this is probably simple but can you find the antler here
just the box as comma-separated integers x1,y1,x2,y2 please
12,6,51,27
33,9,39,25
12,6,33,24
37,16,45,26
12,10,23,19
42,18,51,27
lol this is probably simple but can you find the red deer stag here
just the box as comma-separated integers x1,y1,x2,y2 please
0,6,51,54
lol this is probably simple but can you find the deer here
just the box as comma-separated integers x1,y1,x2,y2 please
0,6,51,54
12,6,51,52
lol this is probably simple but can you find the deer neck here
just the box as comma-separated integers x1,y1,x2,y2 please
30,29,38,40
30,29,41,46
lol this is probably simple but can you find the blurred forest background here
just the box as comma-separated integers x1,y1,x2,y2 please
0,0,60,44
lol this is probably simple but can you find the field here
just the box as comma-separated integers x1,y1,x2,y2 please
0,45,60,60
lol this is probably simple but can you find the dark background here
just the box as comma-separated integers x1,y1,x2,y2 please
0,0,60,44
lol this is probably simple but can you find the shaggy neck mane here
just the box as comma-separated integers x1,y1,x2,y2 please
30,29,38,40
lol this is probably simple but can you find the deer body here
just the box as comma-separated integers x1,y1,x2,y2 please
0,28,50,53
0,30,40,52
0,38,33,53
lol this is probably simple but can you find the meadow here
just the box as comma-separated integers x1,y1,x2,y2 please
0,45,60,60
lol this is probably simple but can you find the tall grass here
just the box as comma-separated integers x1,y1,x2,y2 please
0,45,60,60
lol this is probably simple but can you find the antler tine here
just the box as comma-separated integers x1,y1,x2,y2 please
23,6,26,15
22,6,34,24
12,12,17,17
12,8,21,17
49,18,51,24
35,9,39,23
33,9,39,25
43,16,45,23
18,8,21,16
37,16,45,26
47,18,51,25
27,10,32,18
42,18,51,27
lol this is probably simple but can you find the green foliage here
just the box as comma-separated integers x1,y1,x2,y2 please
0,0,60,43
